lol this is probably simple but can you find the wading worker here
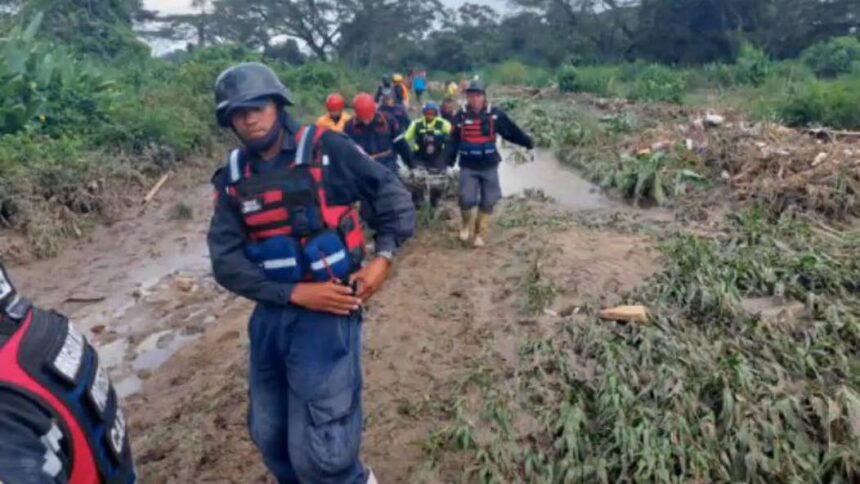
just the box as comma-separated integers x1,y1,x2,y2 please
450,80,534,247
208,62,415,483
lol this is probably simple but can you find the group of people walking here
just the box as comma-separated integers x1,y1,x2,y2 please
0,61,533,484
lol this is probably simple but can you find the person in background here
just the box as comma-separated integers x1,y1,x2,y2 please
316,93,352,133
345,93,412,175
402,101,452,209
392,73,410,108
449,80,534,248
413,69,428,104
378,88,411,133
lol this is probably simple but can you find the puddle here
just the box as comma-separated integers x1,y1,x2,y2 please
131,330,200,372
499,148,616,210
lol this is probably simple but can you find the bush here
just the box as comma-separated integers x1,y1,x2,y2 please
779,73,860,129
802,36,860,78
629,64,687,103
487,60,529,85
556,65,619,97
733,42,772,87
557,65,577,92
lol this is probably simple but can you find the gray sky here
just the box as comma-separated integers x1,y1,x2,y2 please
143,0,508,15
142,0,511,54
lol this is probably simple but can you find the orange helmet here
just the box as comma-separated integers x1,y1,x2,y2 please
353,93,377,123
326,93,346,113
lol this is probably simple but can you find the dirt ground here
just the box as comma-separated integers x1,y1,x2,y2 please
4,159,661,482
124,194,659,483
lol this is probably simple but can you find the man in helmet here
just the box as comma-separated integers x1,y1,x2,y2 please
403,101,452,208
449,80,534,247
392,73,410,108
0,263,136,484
378,88,411,133
209,63,415,484
344,93,412,175
317,93,351,133
374,75,399,104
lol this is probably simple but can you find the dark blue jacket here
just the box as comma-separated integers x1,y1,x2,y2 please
344,112,412,167
379,104,411,134
208,119,416,306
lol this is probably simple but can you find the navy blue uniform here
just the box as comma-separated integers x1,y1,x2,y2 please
344,112,412,175
207,120,415,483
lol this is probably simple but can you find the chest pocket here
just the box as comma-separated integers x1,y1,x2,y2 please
234,167,324,240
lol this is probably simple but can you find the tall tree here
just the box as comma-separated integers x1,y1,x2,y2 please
14,0,149,59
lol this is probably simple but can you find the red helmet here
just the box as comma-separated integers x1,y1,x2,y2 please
326,93,346,113
353,93,377,123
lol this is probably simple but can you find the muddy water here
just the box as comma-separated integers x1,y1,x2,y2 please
10,181,226,398
498,147,615,210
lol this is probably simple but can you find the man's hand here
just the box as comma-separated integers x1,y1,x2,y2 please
349,258,392,303
290,281,362,316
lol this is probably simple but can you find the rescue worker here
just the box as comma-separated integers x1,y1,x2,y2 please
413,69,428,104
441,98,459,124
374,75,399,104
208,63,415,484
0,263,136,484
378,88,411,134
345,93,412,175
450,80,534,247
446,79,460,100
316,93,351,133
392,73,410,108
403,101,452,208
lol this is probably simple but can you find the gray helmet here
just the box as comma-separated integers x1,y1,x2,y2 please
465,80,486,94
214,62,294,127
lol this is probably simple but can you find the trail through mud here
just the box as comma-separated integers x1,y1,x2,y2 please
7,149,662,483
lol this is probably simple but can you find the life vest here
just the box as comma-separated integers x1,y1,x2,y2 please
413,118,448,160
457,104,497,159
395,83,409,106
225,125,366,283
316,112,351,133
0,303,135,484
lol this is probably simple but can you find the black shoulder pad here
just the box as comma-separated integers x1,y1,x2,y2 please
211,166,226,185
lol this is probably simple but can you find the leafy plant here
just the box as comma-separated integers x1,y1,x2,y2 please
629,64,688,103
802,36,860,78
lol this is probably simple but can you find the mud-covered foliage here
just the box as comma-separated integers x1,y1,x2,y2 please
420,202,859,483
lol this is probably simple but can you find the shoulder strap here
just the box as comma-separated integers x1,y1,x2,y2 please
294,125,327,167
227,149,243,184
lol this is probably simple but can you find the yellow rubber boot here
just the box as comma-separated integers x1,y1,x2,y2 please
459,208,476,242
473,212,491,248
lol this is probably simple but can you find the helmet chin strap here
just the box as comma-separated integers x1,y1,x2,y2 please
237,111,286,154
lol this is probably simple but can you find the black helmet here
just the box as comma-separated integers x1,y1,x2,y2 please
382,74,392,87
465,80,486,94
214,62,294,127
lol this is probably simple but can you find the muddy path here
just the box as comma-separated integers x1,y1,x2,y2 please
6,147,667,482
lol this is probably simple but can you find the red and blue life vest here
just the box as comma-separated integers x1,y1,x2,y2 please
0,304,135,484
457,104,497,161
225,125,366,283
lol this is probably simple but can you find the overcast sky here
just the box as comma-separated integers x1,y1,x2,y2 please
143,0,508,15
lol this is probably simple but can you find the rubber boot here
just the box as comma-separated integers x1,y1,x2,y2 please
473,212,491,248
459,208,476,242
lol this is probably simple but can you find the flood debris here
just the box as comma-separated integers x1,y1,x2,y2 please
598,304,650,323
